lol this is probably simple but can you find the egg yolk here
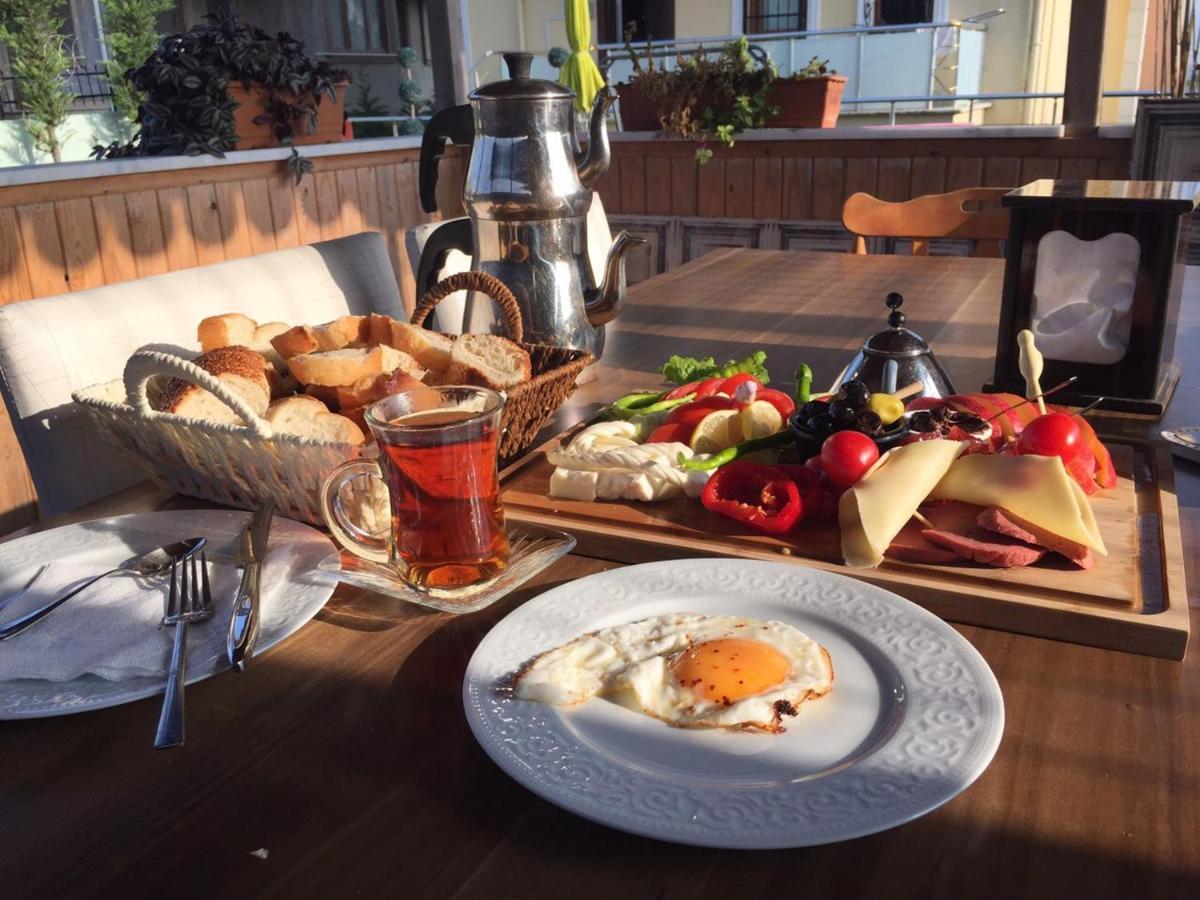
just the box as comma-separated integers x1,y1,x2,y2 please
671,638,791,705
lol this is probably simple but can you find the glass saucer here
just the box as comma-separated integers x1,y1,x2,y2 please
317,525,576,614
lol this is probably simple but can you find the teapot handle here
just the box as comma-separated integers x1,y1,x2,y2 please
419,104,473,214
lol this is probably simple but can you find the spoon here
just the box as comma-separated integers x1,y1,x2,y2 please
0,537,206,641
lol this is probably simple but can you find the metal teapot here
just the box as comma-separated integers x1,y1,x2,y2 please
416,51,644,358
833,292,956,399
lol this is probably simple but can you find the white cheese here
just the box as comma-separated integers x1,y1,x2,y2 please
549,467,599,501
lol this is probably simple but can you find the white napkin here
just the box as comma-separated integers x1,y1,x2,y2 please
0,560,244,682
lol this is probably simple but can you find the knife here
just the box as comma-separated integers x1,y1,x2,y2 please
227,501,274,671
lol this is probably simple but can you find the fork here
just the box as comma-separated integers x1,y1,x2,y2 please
154,552,214,750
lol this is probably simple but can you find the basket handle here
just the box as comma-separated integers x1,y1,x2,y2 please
410,271,525,343
123,350,274,440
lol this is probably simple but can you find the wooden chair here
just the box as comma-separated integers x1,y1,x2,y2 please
842,187,1012,258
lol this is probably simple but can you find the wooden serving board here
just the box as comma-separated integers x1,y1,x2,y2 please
500,427,1191,660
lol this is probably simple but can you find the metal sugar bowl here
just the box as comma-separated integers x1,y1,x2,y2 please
833,292,956,399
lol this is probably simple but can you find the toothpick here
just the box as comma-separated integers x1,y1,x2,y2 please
1073,397,1105,418
1017,330,1047,415
891,382,924,401
985,376,1078,421
912,510,933,528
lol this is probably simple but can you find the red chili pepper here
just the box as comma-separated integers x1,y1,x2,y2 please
701,461,803,534
768,464,823,514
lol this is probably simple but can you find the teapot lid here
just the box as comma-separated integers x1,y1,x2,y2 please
862,293,932,358
471,52,575,101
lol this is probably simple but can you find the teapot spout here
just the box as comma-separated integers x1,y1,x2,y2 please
584,230,646,327
575,92,615,191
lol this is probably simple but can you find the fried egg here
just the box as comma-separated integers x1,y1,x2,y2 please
512,614,833,733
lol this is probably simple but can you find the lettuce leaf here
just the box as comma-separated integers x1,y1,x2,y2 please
658,351,770,386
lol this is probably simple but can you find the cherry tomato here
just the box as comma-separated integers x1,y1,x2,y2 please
645,422,694,444
820,431,881,487
1015,412,1082,463
719,373,759,397
754,387,796,420
663,381,700,401
664,395,737,429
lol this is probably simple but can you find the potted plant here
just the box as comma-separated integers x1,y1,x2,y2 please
615,36,777,162
768,57,847,129
94,5,348,171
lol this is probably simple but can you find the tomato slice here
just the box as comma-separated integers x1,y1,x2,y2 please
664,395,738,428
754,388,796,420
701,461,803,534
646,422,694,444
692,377,729,399
719,373,758,397
663,381,700,401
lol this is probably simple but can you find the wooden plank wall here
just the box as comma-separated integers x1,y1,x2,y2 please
0,145,466,532
595,136,1131,221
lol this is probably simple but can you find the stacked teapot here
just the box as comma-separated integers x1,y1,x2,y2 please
417,52,643,360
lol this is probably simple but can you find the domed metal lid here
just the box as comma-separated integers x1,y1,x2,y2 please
862,292,932,359
470,52,575,101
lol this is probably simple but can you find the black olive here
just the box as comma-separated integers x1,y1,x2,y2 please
828,400,857,425
807,414,833,434
856,411,883,435
799,400,827,419
840,380,869,407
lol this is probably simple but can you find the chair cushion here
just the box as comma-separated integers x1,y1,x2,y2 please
0,232,403,514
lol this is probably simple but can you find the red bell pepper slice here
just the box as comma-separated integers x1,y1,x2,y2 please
701,461,803,535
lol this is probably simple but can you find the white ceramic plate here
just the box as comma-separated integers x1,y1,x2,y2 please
463,558,1004,849
0,510,338,719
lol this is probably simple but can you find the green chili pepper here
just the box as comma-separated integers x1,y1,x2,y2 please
606,391,696,420
795,363,813,405
678,430,795,471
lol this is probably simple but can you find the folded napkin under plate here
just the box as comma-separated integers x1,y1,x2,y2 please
0,510,339,719
0,560,256,682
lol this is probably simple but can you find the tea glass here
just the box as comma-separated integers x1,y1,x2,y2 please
321,386,510,592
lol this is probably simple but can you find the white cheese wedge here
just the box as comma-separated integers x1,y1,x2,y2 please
549,468,599,501
928,452,1107,554
840,440,966,568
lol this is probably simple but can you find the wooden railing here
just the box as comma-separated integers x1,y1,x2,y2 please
0,129,1133,530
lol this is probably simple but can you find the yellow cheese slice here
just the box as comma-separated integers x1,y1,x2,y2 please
839,440,966,568
928,453,1106,555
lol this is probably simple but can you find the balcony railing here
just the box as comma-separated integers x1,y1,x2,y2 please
0,67,113,118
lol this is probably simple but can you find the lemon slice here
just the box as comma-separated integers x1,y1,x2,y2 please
739,400,783,440
689,409,743,454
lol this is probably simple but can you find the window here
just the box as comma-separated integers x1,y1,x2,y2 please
873,0,935,26
599,0,675,44
745,1,806,34
330,0,390,53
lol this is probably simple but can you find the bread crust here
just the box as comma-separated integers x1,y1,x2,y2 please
155,345,271,422
265,395,366,445
198,313,257,352
287,345,423,387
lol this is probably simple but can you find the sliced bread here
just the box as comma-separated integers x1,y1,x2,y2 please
335,368,425,410
446,333,531,390
271,324,321,360
154,345,271,426
264,395,366,445
385,320,454,372
198,313,257,352
287,344,423,387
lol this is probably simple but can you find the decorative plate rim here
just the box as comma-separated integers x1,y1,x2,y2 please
462,558,1004,849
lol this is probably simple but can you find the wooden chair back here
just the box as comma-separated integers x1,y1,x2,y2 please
842,187,1012,258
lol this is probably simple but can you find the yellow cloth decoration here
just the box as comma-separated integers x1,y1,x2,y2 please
558,0,606,112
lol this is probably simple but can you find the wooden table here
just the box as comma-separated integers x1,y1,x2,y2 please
3,250,1198,899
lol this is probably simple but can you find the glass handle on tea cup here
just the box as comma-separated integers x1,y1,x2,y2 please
320,459,391,564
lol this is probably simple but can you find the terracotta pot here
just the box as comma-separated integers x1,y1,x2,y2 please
227,82,348,150
615,82,662,131
767,76,847,129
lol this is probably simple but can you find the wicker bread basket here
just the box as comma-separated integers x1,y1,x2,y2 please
410,270,593,458
72,272,591,524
